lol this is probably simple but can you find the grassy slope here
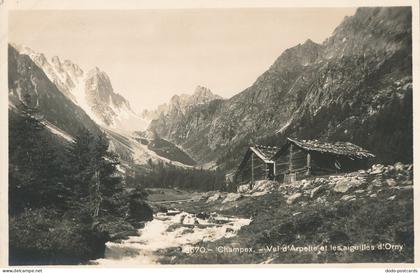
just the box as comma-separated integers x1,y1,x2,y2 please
159,164,413,264
146,188,203,202
148,138,196,166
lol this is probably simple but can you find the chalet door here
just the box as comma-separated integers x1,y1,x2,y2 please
267,164,274,180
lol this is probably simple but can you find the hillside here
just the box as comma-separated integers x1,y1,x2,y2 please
8,45,102,138
8,6,414,266
148,7,412,170
133,134,196,166
156,162,413,264
9,44,199,170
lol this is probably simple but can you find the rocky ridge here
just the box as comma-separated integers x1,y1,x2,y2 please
143,85,222,121
148,7,412,168
11,44,147,133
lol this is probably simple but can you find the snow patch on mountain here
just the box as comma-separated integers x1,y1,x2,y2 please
44,122,74,142
105,128,193,168
13,44,148,133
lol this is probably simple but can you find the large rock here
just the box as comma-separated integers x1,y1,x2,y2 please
333,176,366,193
252,180,278,194
237,184,250,193
369,164,385,175
333,180,353,193
301,179,312,190
341,195,356,201
315,196,327,204
394,162,405,172
314,177,327,186
371,178,382,187
310,185,324,199
287,192,303,205
222,193,242,203
386,178,397,187
196,212,210,220
207,193,222,203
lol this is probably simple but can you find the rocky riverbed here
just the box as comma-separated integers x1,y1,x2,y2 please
93,210,251,265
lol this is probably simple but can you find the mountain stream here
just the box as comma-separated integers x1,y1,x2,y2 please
93,210,251,265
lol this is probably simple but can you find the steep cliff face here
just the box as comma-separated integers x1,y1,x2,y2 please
8,45,101,138
148,7,412,167
12,45,147,133
143,85,221,120
84,67,147,132
286,6,412,164
9,45,194,168
146,86,223,151
207,39,324,148
11,44,84,107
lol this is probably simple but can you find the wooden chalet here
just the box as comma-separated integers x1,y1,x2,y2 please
234,138,375,186
234,145,280,189
273,138,375,182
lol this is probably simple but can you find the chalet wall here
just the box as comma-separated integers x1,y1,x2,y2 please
309,152,338,175
275,145,308,175
236,142,373,187
237,153,267,185
309,153,370,174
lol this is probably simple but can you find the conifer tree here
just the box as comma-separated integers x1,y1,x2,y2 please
9,95,67,214
67,129,122,217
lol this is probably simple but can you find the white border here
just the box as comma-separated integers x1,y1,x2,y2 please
1,0,418,270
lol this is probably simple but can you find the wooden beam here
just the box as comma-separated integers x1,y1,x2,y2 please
306,152,311,175
265,163,268,179
251,153,254,189
289,144,293,172
273,161,276,177
252,162,269,169
278,167,309,175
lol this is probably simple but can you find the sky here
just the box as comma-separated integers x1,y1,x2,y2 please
9,8,357,112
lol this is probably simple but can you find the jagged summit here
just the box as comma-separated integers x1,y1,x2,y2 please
191,85,222,104
142,85,222,122
11,43,147,133
269,38,323,72
193,85,212,96
303,38,316,45
148,7,412,166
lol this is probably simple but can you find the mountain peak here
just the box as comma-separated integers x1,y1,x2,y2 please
86,66,110,81
193,85,213,97
270,38,322,71
62,60,84,78
89,66,102,74
325,6,411,59
194,85,222,100
51,55,61,65
303,38,316,46
142,86,222,122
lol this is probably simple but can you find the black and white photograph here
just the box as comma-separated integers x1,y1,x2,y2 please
2,0,418,268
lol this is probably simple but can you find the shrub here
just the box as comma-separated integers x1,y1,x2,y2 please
9,208,108,265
